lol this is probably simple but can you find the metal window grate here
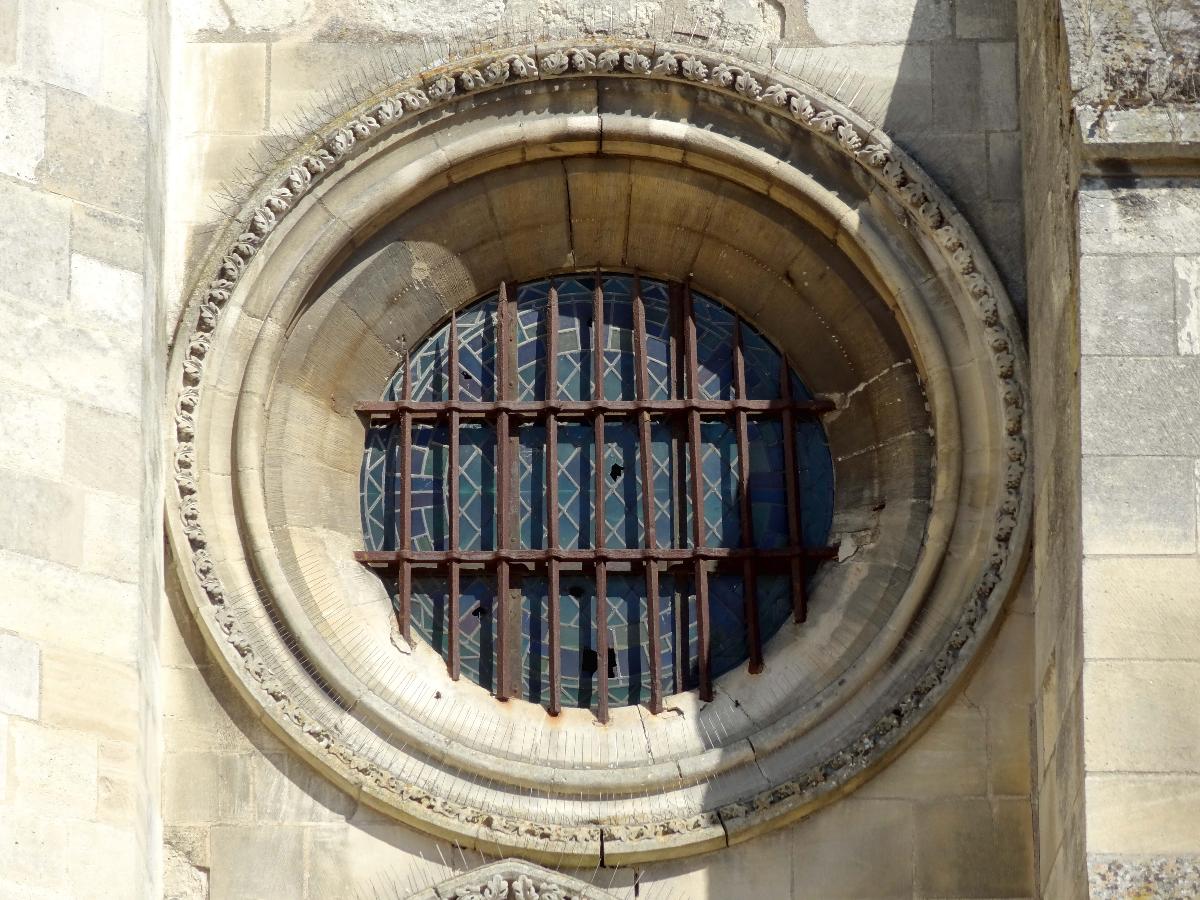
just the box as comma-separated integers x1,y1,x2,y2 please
356,273,836,721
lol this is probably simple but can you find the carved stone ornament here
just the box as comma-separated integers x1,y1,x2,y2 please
407,860,620,900
166,35,1030,865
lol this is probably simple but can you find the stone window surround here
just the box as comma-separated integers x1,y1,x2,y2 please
165,39,1029,865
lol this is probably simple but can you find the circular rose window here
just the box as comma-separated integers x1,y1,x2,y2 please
358,273,835,717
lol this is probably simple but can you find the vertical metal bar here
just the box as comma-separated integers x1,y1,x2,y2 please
779,354,808,623
592,272,610,723
668,288,688,693
397,345,413,643
633,275,663,714
447,313,461,680
546,285,562,716
681,283,712,702
495,282,513,701
732,321,763,673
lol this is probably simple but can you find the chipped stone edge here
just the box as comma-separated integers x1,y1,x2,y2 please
168,41,1030,857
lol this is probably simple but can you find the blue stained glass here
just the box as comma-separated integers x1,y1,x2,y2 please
361,274,836,711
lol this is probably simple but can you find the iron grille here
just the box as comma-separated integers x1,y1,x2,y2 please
356,273,836,721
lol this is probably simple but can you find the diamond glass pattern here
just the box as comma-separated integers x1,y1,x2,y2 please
361,274,835,711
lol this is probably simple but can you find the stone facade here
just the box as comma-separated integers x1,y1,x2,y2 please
0,0,1195,897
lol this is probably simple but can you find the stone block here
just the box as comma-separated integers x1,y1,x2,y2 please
987,130,1022,202
178,0,310,38
253,751,356,823
70,204,143,273
81,491,140,583
0,469,84,567
1080,254,1176,356
914,797,1034,897
183,42,267,134
0,178,71,308
966,609,1034,710
64,405,141,498
40,647,137,742
66,821,138,900
1081,456,1196,555
779,44,932,129
19,0,104,96
1081,180,1200,256
856,701,989,799
8,718,97,817
0,0,16,68
0,809,70,894
1084,660,1200,773
807,0,952,43
94,9,146,115
0,632,39,719
0,383,66,479
980,42,1018,130
69,254,143,330
957,0,1017,38
97,739,137,824
1082,356,1200,455
163,751,222,823
37,87,146,220
207,826,304,900
1083,557,1200,660
1086,774,1200,855
268,42,374,130
932,42,983,132
0,550,139,663
0,77,44,181
787,799,915,896
989,700,1034,796
0,295,142,417
1176,256,1200,355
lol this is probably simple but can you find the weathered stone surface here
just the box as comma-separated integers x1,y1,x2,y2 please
856,702,989,799
184,42,267,134
956,0,1016,39
82,492,140,583
64,405,142,498
0,178,71,309
70,254,143,330
988,130,1022,202
0,632,40,719
783,44,932,129
0,469,84,567
66,821,138,900
0,77,45,181
1080,254,1176,356
1176,256,1200,355
0,384,66,480
1081,455,1196,555
914,798,1034,897
1084,558,1200,661
1087,774,1200,855
0,0,16,68
1081,357,1200,455
19,0,104,96
207,827,304,900
1084,661,1200,772
807,0,951,43
40,648,138,742
9,718,98,817
1081,180,1200,256
97,740,138,824
932,41,1017,132
37,87,146,220
70,204,143,273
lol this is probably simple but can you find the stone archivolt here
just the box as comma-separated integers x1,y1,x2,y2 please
166,38,1030,864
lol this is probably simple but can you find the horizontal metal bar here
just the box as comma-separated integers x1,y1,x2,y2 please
356,545,838,566
354,397,835,419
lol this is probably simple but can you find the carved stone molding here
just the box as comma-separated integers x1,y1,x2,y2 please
166,36,1030,863
408,860,621,900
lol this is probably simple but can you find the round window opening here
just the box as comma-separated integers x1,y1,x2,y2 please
359,273,835,717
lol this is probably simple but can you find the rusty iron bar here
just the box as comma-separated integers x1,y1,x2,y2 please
779,354,809,623
355,397,834,418
633,275,663,713
355,545,838,566
732,320,763,674
495,282,513,702
681,283,713,702
546,285,562,716
447,314,461,679
668,289,688,694
396,345,414,643
592,272,610,723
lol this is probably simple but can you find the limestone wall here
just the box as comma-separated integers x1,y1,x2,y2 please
158,1,1036,897
0,0,161,897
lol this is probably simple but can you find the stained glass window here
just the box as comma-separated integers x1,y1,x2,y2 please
358,273,835,719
